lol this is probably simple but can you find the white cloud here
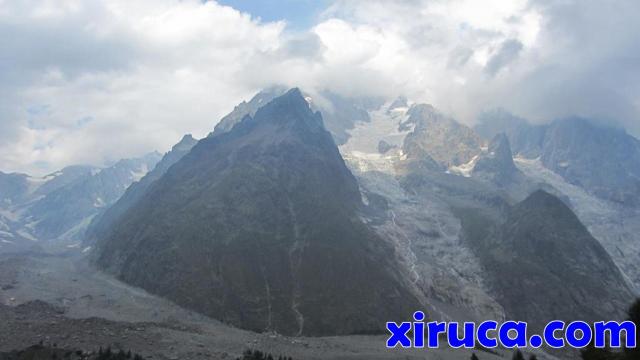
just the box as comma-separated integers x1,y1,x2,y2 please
1,0,639,175
0,0,285,175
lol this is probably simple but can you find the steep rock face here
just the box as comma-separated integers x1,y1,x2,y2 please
213,87,287,135
540,118,640,206
94,89,421,336
212,87,382,146
85,135,197,245
466,190,634,332
402,104,484,167
473,134,520,184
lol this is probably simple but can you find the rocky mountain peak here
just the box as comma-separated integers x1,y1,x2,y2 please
468,189,634,333
93,89,422,336
401,103,483,166
173,134,197,151
472,133,518,182
387,96,408,113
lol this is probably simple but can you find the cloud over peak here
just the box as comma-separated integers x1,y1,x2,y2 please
1,0,638,174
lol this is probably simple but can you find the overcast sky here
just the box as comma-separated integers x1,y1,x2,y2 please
1,0,639,175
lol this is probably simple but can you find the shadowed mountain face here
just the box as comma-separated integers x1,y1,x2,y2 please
463,190,634,332
472,133,521,185
541,118,640,206
94,89,421,336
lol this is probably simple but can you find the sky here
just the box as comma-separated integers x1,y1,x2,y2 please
1,0,639,175
217,0,330,29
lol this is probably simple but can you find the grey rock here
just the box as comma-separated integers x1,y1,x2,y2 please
94,89,421,336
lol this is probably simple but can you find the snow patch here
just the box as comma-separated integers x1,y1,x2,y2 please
17,230,38,242
447,155,479,178
94,197,106,208
130,164,149,182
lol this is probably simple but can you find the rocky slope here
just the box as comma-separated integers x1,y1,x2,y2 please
463,190,634,332
94,89,422,336
402,104,484,167
339,98,636,332
472,133,523,185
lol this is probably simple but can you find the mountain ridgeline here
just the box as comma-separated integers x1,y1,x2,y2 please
93,89,421,336
84,134,197,245
0,153,161,250
477,113,640,206
460,190,633,333
82,88,638,340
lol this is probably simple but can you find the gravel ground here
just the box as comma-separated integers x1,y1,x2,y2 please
0,252,547,360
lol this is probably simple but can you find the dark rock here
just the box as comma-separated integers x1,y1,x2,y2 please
94,89,421,336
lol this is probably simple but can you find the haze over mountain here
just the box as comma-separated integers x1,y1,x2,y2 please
0,153,161,252
477,113,640,206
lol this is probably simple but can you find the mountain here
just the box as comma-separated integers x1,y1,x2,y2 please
463,190,634,332
0,172,30,206
339,97,638,330
472,133,521,185
32,166,97,198
24,153,161,241
476,112,640,206
212,87,383,146
213,87,287,135
402,104,484,167
312,91,383,145
475,109,546,158
540,118,640,206
0,153,161,251
85,134,198,245
93,89,422,336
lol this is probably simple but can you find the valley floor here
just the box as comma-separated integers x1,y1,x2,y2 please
0,251,523,360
